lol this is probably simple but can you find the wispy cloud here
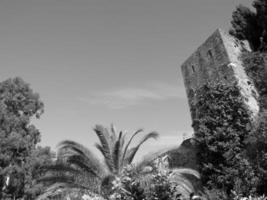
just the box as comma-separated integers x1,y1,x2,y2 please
78,82,186,109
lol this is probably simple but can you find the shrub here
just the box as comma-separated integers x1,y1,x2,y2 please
109,157,202,200
193,82,258,197
242,52,267,110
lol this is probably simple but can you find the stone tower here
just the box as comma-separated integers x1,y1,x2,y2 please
181,29,259,122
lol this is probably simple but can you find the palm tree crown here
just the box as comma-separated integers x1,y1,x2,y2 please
38,124,158,197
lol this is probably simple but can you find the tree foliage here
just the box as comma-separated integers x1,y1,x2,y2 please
230,0,267,195
108,157,202,200
242,52,267,110
230,0,267,52
241,52,267,195
193,82,258,198
0,77,54,199
38,125,158,198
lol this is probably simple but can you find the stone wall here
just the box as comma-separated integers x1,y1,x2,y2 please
181,29,259,122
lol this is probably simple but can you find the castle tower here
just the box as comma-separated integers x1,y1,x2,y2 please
181,29,259,122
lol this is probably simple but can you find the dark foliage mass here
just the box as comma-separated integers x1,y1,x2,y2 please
230,0,267,52
193,51,267,197
242,52,267,110
0,77,54,199
193,1,267,198
193,83,258,198
246,110,267,195
241,52,267,195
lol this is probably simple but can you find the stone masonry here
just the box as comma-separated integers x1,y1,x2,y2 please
181,29,259,122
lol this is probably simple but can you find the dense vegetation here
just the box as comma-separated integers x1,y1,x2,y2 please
193,83,259,198
230,0,267,52
38,125,159,198
0,77,201,200
37,126,203,200
242,52,267,110
0,1,267,200
191,0,267,199
0,77,54,199
193,61,266,199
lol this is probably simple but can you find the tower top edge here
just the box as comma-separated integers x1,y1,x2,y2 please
181,28,231,69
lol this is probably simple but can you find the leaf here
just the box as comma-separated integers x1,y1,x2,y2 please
112,131,122,174
94,125,114,172
121,129,143,167
58,140,105,175
125,132,159,164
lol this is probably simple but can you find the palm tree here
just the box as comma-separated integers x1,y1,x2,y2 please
37,124,158,199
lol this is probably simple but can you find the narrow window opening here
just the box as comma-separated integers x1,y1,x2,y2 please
207,50,213,60
191,65,195,73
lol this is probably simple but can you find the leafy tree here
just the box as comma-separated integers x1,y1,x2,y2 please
242,52,267,110
230,0,267,51
0,77,54,199
230,1,267,194
38,124,158,198
240,51,267,195
193,82,258,198
245,110,267,195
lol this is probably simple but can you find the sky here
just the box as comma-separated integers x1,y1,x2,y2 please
0,0,252,160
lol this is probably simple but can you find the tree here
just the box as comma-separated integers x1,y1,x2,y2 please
0,77,53,199
230,1,267,195
230,0,267,52
242,52,267,110
245,110,267,195
193,82,258,198
38,124,158,198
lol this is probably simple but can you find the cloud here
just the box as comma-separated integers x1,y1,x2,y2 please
78,82,186,109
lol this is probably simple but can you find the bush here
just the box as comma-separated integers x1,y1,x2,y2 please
242,52,267,110
193,82,258,198
108,158,202,200
241,52,267,194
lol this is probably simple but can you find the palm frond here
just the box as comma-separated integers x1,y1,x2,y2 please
171,168,200,179
121,128,143,166
120,132,127,151
57,140,105,174
36,182,92,200
39,163,80,174
38,174,75,184
95,143,114,172
113,131,123,174
125,132,159,164
36,183,67,200
169,168,201,197
110,123,117,144
66,154,104,178
169,169,200,197
94,124,114,172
